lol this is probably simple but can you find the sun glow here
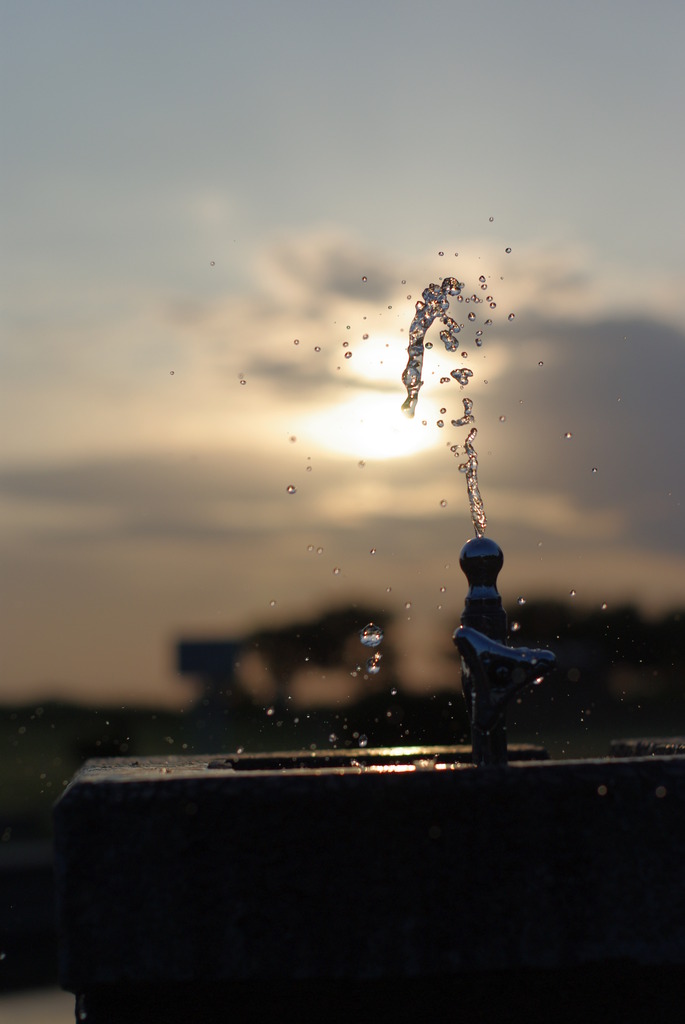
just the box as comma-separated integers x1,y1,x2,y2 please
292,333,442,459
299,391,437,460
294,331,500,461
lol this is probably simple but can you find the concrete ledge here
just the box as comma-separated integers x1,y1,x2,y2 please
54,751,685,995
611,736,685,757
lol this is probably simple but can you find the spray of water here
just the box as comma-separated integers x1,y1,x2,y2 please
400,276,487,537
401,278,463,418
459,427,487,537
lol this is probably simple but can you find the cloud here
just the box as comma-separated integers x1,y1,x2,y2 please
3,227,685,706
252,225,400,308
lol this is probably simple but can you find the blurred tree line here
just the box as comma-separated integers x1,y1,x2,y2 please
1,600,684,841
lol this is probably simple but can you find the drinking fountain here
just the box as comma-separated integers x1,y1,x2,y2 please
53,273,685,1022
53,532,685,1022
454,535,556,765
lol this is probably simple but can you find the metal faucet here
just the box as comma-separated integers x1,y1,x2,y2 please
454,537,556,766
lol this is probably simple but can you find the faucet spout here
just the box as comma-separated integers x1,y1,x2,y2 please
454,626,557,765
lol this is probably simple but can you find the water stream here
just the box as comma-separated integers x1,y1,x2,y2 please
401,277,487,537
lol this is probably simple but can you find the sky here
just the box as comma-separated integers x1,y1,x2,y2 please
2,0,685,708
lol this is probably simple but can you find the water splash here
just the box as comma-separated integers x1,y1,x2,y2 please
401,277,488,536
401,278,464,418
451,397,474,427
360,622,384,676
459,428,487,537
450,367,473,386
360,623,384,648
366,651,382,675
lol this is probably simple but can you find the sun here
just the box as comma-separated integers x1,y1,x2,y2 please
299,390,437,460
295,332,461,461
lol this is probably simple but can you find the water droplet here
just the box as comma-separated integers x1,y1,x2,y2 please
362,276,367,282
489,302,496,309
333,567,341,575
343,340,349,347
511,621,521,632
440,499,447,507
499,415,506,422
306,465,312,472
505,247,512,253
564,432,573,440
269,599,276,607
517,597,526,606
570,589,576,597
266,706,275,716
508,313,515,321
450,367,473,386
286,484,296,494
436,419,444,428
293,339,299,345
592,467,598,474
314,345,321,352
601,601,607,610
438,251,444,256
467,312,476,321
210,260,215,266
390,687,398,696
359,734,369,746
307,544,314,552
401,279,407,285
316,546,323,555
358,460,366,469
489,216,494,222
360,623,384,648
363,332,369,339
289,435,297,443
365,648,382,674
169,370,175,375
439,585,446,593
369,547,376,555
484,319,493,326
329,732,338,743
344,351,352,359
538,361,544,367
